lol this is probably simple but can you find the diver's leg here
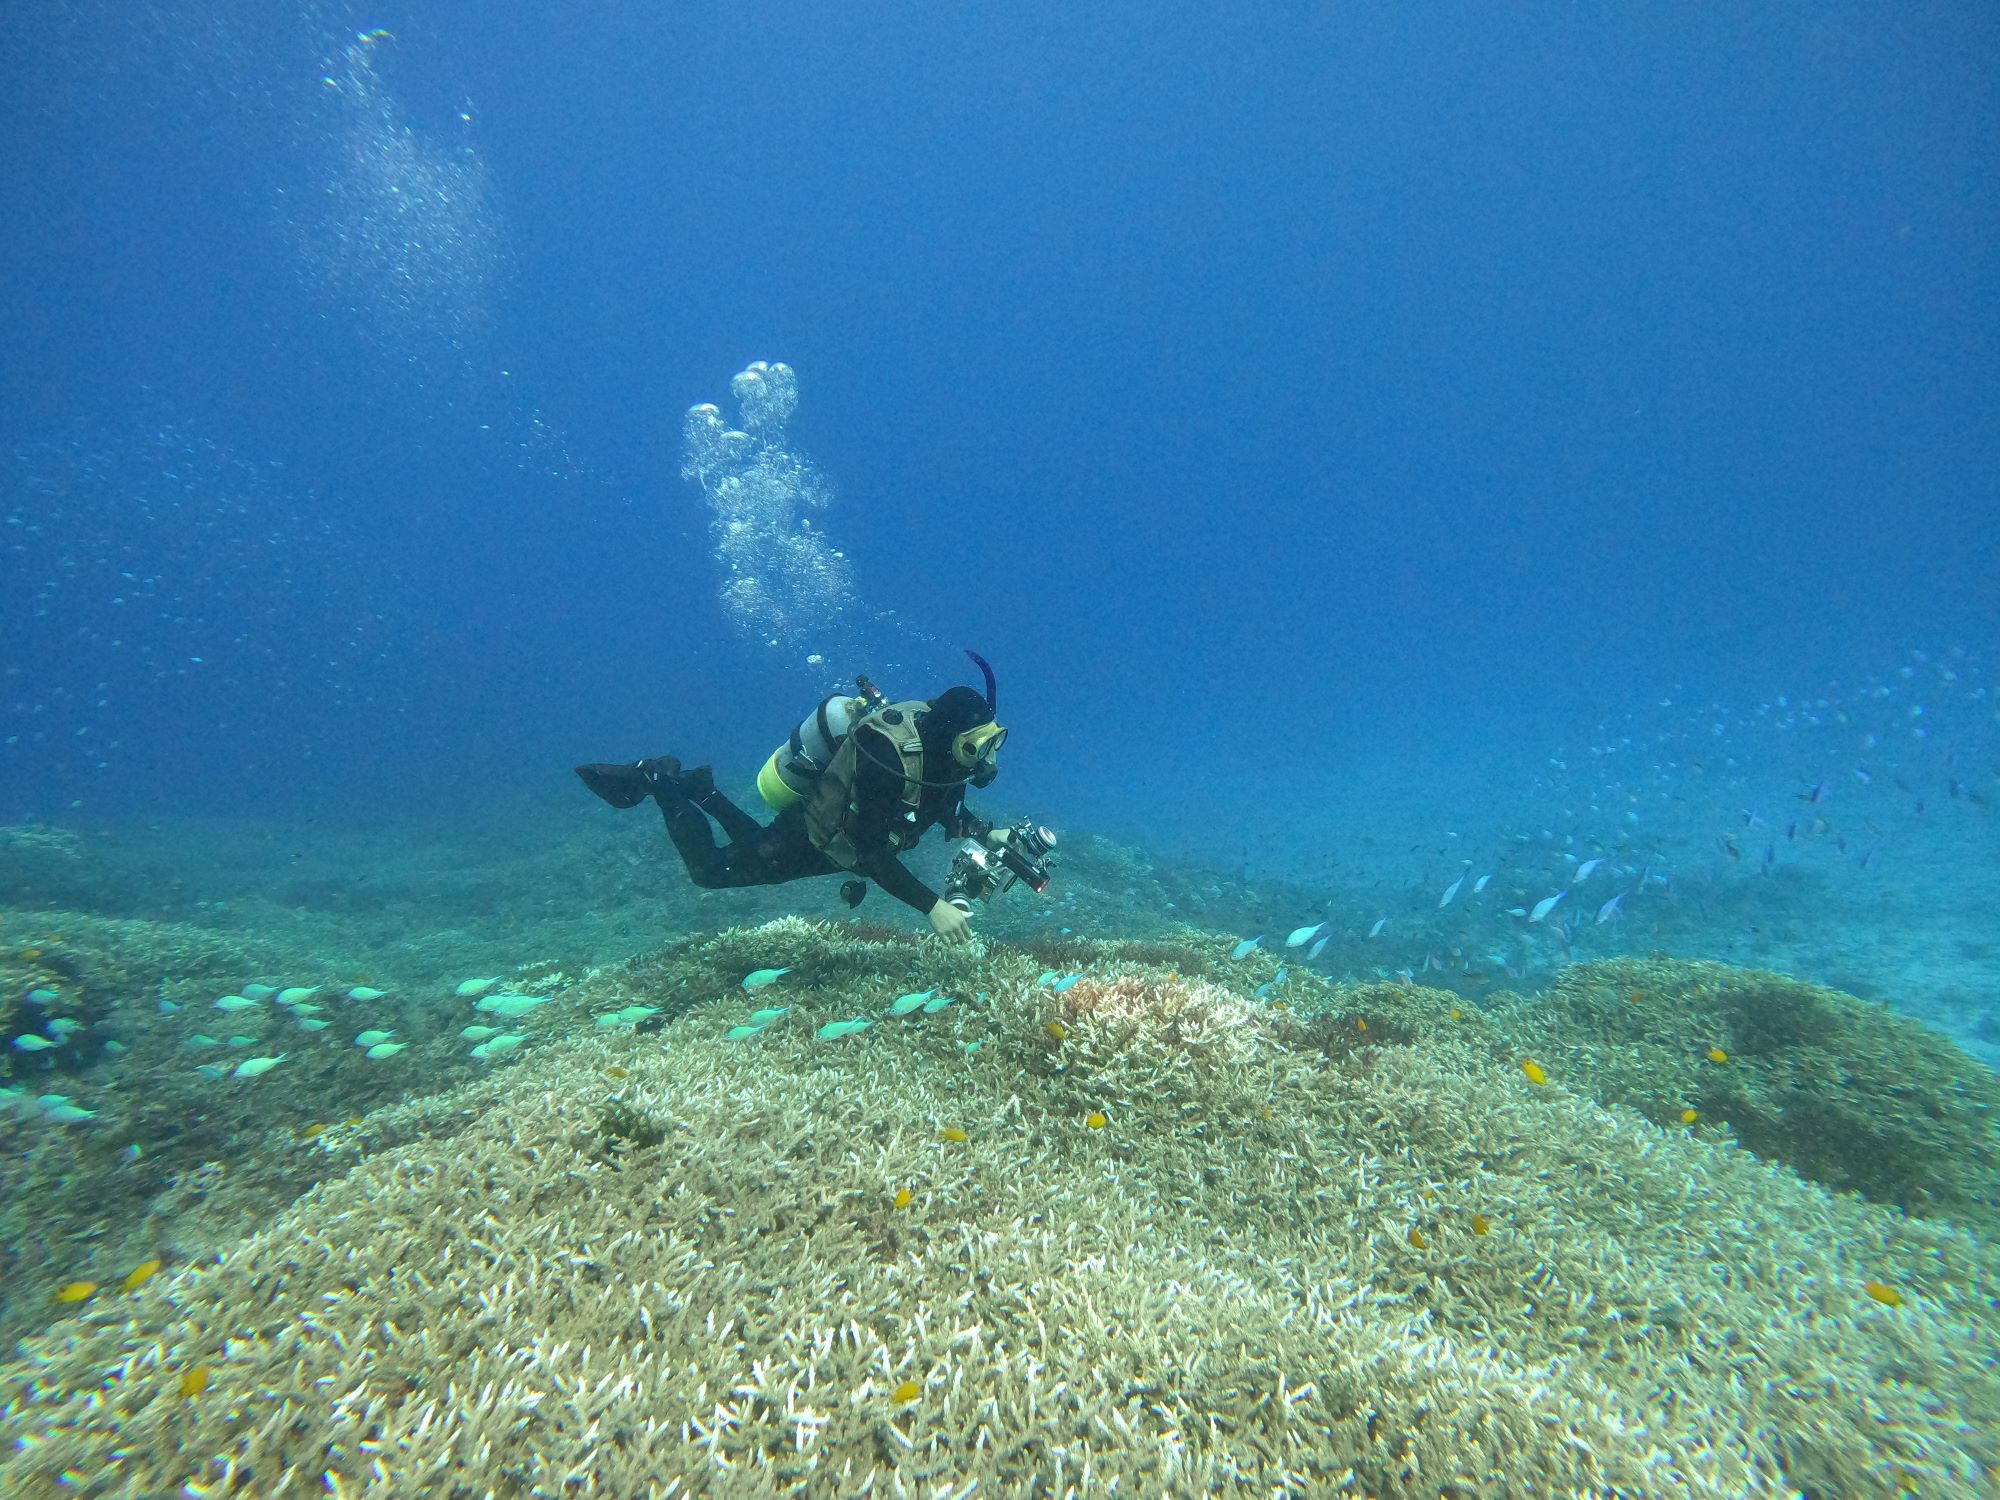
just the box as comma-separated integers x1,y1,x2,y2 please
588,752,820,893
575,753,763,886
652,776,817,892
694,787,766,845
654,787,739,886
681,803,842,892
641,761,768,846
753,807,846,884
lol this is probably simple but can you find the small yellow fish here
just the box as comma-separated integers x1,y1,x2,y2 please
1449,1008,1462,1020
1863,1281,1904,1308
1520,1059,1548,1086
343,1116,363,1127
54,1281,97,1304
22,948,40,960
1356,1017,1367,1032
1628,989,1644,1004
937,1126,968,1143
1407,1227,1426,1249
1707,1047,1728,1064
296,1123,327,1141
180,1365,211,1397
1470,1214,1490,1236
1086,1111,1107,1130
605,1066,628,1080
1044,1020,1068,1042
893,1188,912,1209
122,1259,161,1293
1680,1108,1699,1125
890,1379,920,1405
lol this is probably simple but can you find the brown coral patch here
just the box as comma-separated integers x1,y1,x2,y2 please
1484,957,2000,1228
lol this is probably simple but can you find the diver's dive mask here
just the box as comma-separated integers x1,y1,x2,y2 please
952,721,1007,787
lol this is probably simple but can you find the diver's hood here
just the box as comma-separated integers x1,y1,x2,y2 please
917,650,1005,787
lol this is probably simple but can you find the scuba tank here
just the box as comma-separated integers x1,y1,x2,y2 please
756,676,889,810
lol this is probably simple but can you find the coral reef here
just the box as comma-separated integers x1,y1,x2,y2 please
0,905,582,1346
1476,957,2000,1231
0,926,1993,1498
0,825,95,911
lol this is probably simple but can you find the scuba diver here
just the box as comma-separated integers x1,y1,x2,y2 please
575,651,1053,944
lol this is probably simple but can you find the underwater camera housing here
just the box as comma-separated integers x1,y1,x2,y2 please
944,819,1057,912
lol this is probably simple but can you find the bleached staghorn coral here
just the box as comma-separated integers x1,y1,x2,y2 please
0,966,1994,1498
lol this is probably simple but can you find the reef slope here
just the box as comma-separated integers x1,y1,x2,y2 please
2,925,1994,1498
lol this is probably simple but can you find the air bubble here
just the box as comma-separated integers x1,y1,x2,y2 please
681,362,851,650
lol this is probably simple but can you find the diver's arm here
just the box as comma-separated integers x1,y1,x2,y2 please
851,846,941,914
848,729,942,913
952,806,1020,851
948,800,989,842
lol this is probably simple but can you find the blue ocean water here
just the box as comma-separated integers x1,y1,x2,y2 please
7,4,1995,1004
4,6,2000,1489
5,4,1995,1004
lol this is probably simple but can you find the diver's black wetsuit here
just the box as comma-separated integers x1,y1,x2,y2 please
657,732,978,913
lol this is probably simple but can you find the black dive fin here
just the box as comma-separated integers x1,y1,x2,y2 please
575,763,653,809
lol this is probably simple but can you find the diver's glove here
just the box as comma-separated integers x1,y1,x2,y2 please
927,898,974,944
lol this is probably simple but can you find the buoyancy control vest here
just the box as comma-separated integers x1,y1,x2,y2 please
803,700,930,870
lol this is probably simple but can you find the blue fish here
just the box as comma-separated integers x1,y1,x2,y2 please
1229,937,1261,961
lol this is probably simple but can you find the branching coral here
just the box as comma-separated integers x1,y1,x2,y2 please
1482,957,2000,1229
0,950,1992,1498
